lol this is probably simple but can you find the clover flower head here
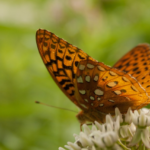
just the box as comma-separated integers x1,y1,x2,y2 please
59,108,150,150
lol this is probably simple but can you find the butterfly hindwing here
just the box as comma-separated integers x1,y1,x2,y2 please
75,60,149,114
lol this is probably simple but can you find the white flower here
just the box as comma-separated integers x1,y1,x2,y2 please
59,108,150,150
115,108,123,123
141,127,150,148
131,109,150,127
124,108,132,124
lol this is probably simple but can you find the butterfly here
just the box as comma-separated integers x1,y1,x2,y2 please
36,29,150,124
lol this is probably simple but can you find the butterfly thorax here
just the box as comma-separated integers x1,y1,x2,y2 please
76,109,106,124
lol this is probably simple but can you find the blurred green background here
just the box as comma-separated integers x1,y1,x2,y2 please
1,0,150,149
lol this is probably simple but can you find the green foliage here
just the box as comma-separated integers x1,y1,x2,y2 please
1,0,150,149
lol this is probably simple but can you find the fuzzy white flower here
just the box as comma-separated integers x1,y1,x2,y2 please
59,108,150,150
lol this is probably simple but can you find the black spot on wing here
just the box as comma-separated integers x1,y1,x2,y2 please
43,42,47,46
59,43,65,49
59,79,70,85
146,85,150,88
68,49,75,54
136,71,141,74
78,54,85,59
72,73,75,79
63,64,72,70
141,58,145,61
75,61,79,67
39,38,43,43
51,44,56,49
117,65,123,69
133,67,138,71
133,63,138,66
58,49,63,53
145,67,148,71
45,60,57,66
134,54,138,57
66,55,72,60
56,56,63,61
125,62,130,67
122,58,129,62
63,83,74,90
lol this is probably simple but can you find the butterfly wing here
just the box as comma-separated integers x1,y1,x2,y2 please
36,29,150,124
75,60,149,117
36,29,96,109
113,44,150,95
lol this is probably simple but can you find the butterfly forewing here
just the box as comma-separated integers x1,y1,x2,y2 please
36,29,96,109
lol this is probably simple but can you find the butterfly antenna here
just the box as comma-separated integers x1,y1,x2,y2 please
35,101,77,113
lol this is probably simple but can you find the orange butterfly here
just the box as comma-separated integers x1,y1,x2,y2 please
36,29,150,124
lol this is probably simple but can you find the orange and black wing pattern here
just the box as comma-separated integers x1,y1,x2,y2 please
36,29,96,109
113,44,150,95
75,60,149,115
36,29,150,123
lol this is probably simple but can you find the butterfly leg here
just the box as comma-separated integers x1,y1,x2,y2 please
80,123,83,131
80,123,93,131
